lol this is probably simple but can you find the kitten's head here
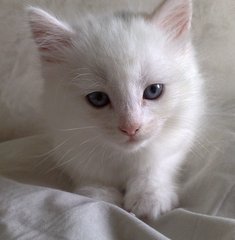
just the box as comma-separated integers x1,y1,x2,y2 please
28,0,203,153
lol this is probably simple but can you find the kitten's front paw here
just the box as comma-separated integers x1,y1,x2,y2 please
124,187,178,220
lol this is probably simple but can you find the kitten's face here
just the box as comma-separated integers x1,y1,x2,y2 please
64,18,185,150
29,1,202,152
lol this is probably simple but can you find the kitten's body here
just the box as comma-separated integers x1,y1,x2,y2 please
1,0,204,219
25,0,204,219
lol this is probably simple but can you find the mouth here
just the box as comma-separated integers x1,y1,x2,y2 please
106,133,147,151
125,135,146,148
122,137,147,152
126,136,139,143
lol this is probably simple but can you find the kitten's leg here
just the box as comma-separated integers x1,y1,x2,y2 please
124,174,178,220
74,185,123,207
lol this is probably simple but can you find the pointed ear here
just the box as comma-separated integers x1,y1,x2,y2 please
27,7,74,63
150,0,192,41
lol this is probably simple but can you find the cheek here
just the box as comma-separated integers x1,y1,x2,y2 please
155,84,180,118
141,109,163,133
86,108,118,134
102,112,119,133
143,94,178,131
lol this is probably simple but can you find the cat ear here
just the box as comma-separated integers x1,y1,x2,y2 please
150,0,192,41
27,7,74,63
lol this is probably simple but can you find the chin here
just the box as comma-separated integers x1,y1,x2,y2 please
103,133,149,152
118,137,149,153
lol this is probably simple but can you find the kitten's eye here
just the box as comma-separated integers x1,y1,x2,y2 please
143,84,164,100
86,92,110,108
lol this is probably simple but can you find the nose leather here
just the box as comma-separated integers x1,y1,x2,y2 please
119,123,140,136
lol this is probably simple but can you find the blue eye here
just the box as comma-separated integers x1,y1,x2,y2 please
86,92,110,108
143,84,164,100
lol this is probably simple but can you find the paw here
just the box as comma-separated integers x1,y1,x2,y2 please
124,187,178,220
74,185,123,207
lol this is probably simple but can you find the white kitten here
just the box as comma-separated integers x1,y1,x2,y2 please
28,0,203,219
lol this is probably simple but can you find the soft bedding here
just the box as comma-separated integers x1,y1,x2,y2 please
0,0,235,239
0,135,235,240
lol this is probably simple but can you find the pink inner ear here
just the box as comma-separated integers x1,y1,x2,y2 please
150,0,192,41
33,29,71,51
32,30,72,63
28,8,73,63
160,4,190,39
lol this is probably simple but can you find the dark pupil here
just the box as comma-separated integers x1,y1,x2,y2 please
96,93,104,101
150,85,157,94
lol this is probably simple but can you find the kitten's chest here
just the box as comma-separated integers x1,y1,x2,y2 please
53,135,182,189
65,152,132,188
58,141,155,189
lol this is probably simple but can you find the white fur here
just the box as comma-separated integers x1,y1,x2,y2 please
0,0,234,220
0,0,234,142
24,0,204,220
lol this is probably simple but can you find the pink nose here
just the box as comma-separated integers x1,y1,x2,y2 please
119,124,140,136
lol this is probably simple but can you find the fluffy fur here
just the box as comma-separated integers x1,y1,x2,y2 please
24,0,204,219
1,0,235,140
0,0,234,220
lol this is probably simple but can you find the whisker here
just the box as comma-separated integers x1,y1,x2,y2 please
33,135,75,159
44,148,75,174
57,126,98,132
71,142,101,176
45,136,98,173
32,134,78,170
37,147,75,176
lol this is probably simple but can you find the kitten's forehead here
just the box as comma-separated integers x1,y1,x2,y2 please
77,13,158,62
76,14,160,81
72,11,181,94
